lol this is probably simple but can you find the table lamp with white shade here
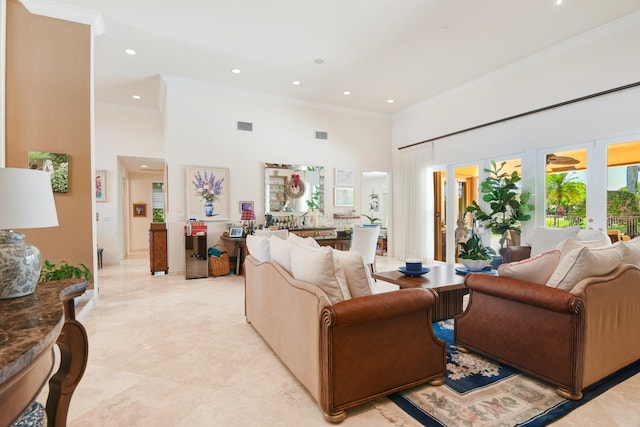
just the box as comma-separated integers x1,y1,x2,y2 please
0,168,59,299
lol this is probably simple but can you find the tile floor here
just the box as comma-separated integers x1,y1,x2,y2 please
61,254,639,426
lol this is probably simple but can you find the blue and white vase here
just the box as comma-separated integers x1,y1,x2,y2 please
204,200,214,216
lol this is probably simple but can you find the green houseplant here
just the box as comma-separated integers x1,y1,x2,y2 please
466,161,533,249
361,214,380,224
39,260,93,283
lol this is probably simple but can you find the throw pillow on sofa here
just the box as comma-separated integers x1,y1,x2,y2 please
497,250,561,284
269,235,294,274
291,245,351,304
334,250,374,298
288,232,321,248
556,238,609,260
246,235,270,263
546,244,624,291
619,237,640,266
528,226,581,257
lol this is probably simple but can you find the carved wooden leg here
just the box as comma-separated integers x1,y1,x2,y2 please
323,410,346,423
556,388,583,400
46,320,88,427
428,377,445,386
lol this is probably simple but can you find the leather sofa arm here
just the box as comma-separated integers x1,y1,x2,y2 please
319,288,446,421
465,273,583,314
500,245,532,263
323,287,437,325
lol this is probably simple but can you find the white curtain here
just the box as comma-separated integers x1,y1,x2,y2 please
393,142,434,263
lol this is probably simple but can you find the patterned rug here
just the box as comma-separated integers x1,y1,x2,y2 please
389,320,640,426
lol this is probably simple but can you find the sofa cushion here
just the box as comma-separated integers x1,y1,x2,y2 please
288,232,321,248
497,250,561,284
269,235,293,274
291,245,351,304
528,226,581,257
246,235,270,262
556,238,609,260
546,244,624,291
335,249,373,298
619,237,640,266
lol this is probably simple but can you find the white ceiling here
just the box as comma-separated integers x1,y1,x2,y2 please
34,0,640,114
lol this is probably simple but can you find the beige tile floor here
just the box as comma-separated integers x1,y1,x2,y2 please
63,254,640,426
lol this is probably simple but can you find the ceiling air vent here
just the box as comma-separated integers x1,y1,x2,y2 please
315,131,328,140
237,121,253,132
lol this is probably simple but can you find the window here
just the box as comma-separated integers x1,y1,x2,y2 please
152,182,165,222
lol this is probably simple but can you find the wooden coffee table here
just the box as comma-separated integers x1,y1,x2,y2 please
372,264,467,321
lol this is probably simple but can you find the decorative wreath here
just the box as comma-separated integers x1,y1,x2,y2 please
285,174,306,199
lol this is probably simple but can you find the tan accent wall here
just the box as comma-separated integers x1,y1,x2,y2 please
5,0,93,272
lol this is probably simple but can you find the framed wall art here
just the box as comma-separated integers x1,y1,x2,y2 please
335,168,353,186
228,226,243,238
186,166,230,221
28,151,69,193
334,187,354,207
133,203,147,217
96,170,107,202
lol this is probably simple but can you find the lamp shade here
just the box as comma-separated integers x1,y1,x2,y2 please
241,209,256,221
0,168,59,230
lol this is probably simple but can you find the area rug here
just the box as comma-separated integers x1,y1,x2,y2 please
389,320,640,426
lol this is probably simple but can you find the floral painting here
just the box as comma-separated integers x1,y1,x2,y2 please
186,166,230,221
28,151,69,193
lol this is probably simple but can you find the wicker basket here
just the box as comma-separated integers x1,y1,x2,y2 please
209,253,230,276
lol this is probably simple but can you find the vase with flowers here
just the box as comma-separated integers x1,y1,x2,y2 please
458,217,493,271
192,170,224,217
466,160,534,251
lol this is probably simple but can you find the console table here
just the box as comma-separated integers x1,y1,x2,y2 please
0,279,88,426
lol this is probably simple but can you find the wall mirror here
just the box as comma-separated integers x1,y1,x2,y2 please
264,163,324,214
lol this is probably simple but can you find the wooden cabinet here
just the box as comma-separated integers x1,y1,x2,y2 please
149,223,169,275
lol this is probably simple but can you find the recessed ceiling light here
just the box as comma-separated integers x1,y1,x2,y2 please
343,91,351,95
124,48,136,55
141,164,148,168
231,68,241,74
313,58,325,65
132,95,141,100
292,80,301,85
387,99,395,104
555,0,562,5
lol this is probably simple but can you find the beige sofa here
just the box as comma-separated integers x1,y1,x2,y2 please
245,254,446,422
456,236,640,400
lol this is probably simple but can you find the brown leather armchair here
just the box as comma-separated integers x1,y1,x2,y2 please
455,265,640,400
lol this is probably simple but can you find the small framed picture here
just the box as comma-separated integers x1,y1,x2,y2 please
228,226,243,238
239,200,254,213
96,170,107,202
334,187,354,207
335,168,354,186
133,203,147,217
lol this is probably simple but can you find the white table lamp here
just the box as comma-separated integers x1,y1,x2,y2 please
0,168,59,299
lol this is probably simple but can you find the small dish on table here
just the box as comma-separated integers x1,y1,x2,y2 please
397,266,430,277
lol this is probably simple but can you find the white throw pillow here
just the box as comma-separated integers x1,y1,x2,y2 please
269,235,293,274
245,235,270,263
497,250,561,284
335,249,373,298
288,232,321,248
290,245,351,304
619,237,640,266
546,244,624,291
556,238,609,260
529,226,581,257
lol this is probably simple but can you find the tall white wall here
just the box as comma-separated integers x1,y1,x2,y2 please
94,105,164,264
161,78,393,272
392,16,640,162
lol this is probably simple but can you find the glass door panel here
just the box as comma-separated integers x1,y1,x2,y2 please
607,140,640,239
544,149,587,229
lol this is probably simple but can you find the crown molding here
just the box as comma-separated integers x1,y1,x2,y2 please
19,0,105,35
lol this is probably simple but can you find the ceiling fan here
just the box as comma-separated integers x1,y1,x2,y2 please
546,153,580,165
